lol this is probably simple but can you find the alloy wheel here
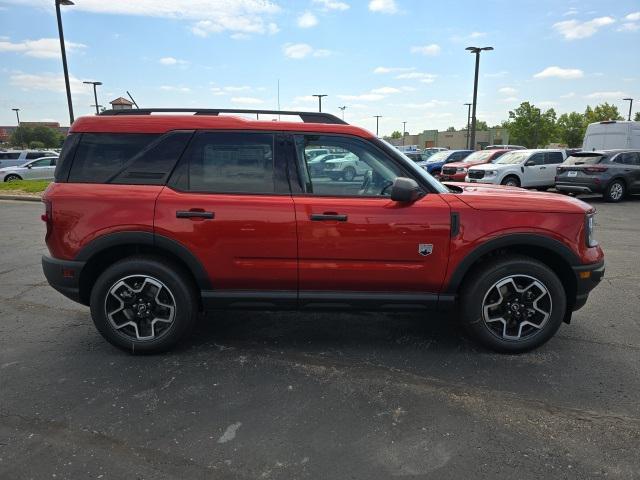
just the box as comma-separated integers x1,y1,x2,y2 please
610,182,624,201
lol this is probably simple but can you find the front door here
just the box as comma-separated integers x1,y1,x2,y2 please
24,157,55,180
522,152,546,187
290,134,451,304
155,131,298,302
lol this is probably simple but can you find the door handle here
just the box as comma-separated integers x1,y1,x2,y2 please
310,213,348,221
540,166,547,170
176,210,215,219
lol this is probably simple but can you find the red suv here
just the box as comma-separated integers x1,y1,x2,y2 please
440,149,510,182
42,109,604,354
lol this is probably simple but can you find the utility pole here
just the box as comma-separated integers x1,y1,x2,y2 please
465,46,493,150
83,81,102,115
56,0,75,125
464,103,472,149
374,115,382,137
312,94,327,112
11,108,20,125
402,121,407,146
338,105,347,120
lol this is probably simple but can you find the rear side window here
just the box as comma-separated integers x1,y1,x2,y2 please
545,152,564,164
614,152,640,165
68,133,158,183
26,152,45,159
564,154,604,165
54,133,80,182
171,132,275,193
0,152,21,160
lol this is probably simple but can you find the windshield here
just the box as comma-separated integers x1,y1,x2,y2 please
462,151,493,163
495,151,528,164
564,154,604,165
427,151,450,162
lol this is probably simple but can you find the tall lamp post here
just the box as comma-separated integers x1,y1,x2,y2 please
83,81,102,115
623,98,633,121
374,115,382,137
56,0,75,125
338,105,347,120
464,103,472,149
312,94,327,113
465,46,493,150
402,121,407,146
11,108,20,125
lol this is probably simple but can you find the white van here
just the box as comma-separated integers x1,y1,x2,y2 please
582,121,640,151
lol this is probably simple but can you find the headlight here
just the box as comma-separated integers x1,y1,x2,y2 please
485,170,496,176
456,167,467,172
585,213,598,247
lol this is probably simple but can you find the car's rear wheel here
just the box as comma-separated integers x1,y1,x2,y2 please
459,255,566,353
501,175,520,187
4,174,22,182
604,179,625,202
342,166,356,182
90,255,198,353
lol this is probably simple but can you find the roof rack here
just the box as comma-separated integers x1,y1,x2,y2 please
99,108,347,125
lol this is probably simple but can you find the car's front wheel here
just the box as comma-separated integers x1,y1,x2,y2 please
342,166,356,182
90,255,198,353
459,255,566,353
501,175,520,187
4,174,22,182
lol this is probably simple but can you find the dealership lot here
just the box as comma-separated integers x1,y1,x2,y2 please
1,197,639,479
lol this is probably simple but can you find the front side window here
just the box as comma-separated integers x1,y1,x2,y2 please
526,153,545,166
172,132,275,193
29,158,53,167
294,134,403,197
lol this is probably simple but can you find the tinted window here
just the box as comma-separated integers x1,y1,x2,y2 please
54,133,80,182
29,158,53,167
173,132,274,193
526,153,544,166
26,152,46,159
615,152,640,165
294,134,403,197
68,133,159,183
545,152,564,164
0,152,21,160
112,131,192,185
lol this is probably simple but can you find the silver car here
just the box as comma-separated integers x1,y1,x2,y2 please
0,156,58,182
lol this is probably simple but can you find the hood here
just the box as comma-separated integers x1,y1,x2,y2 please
468,162,513,171
444,182,592,214
445,159,489,169
0,166,18,173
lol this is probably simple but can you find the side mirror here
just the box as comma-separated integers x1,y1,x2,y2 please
391,177,423,203
27,164,33,169
524,160,535,166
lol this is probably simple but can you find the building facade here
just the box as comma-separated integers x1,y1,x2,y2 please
387,127,510,150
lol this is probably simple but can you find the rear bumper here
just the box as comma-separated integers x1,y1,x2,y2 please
556,179,603,194
42,255,86,305
571,260,605,311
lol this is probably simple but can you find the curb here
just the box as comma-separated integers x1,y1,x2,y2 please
0,194,42,202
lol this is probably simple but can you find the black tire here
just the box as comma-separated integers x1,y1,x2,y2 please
501,175,520,187
328,174,340,181
89,255,198,354
4,174,22,182
342,166,356,182
459,255,566,353
604,179,625,203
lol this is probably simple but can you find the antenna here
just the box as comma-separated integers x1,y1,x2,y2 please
126,91,139,108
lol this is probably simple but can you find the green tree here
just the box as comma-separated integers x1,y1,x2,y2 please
584,103,623,124
556,112,586,147
390,130,402,139
634,112,640,122
28,140,46,149
506,102,558,148
460,120,488,131
446,126,456,132
10,125,64,148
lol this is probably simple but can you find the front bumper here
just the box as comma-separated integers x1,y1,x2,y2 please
571,260,605,311
42,255,86,305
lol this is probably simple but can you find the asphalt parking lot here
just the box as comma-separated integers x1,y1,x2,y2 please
1,196,639,479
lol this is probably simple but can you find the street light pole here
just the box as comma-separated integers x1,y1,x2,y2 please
83,81,103,115
11,108,20,125
464,103,472,149
623,98,633,121
374,115,382,137
466,46,493,150
338,105,347,120
56,0,75,125
312,94,327,112
402,121,407,146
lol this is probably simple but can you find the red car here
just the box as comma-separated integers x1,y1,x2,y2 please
440,149,510,182
42,108,604,354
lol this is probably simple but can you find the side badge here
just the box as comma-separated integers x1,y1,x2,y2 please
418,244,433,256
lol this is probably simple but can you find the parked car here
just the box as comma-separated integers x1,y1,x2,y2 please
485,144,526,150
307,153,346,176
440,149,509,182
305,148,330,159
466,149,566,188
0,150,58,168
404,152,431,163
0,156,58,182
418,150,473,176
555,150,640,202
323,152,371,181
582,121,640,151
42,108,604,354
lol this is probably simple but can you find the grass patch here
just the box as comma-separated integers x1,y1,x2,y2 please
0,179,50,194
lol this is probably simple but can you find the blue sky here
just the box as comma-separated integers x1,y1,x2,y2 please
0,0,638,135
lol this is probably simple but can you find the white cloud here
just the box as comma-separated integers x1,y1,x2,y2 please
283,43,330,59
533,66,584,79
160,85,191,93
625,12,640,21
563,8,578,16
395,72,437,83
498,87,518,96
312,0,349,10
373,66,415,74
368,0,398,14
9,72,87,95
560,92,576,98
297,11,318,28
584,91,627,100
618,22,639,32
553,16,615,40
0,38,85,59
370,87,401,94
231,96,264,105
410,44,441,56
159,56,188,66
338,93,385,101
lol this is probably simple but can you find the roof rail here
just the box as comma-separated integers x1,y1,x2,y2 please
99,108,348,125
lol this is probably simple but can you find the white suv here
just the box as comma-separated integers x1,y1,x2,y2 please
466,149,566,188
324,153,371,181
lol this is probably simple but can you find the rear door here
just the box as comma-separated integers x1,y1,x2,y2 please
155,131,298,303
543,151,564,186
522,152,546,186
617,152,640,192
289,133,451,305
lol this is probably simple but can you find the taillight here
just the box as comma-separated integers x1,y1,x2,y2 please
585,166,608,173
42,199,52,239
